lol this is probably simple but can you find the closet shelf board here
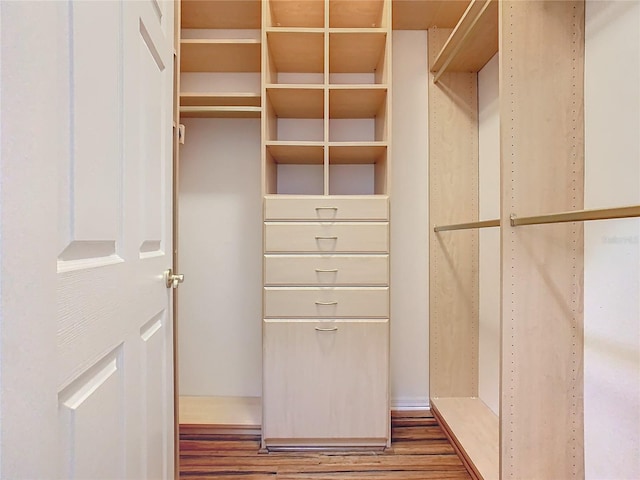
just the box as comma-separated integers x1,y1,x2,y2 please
181,39,261,72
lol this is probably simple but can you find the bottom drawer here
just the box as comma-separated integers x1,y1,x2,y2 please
263,319,389,445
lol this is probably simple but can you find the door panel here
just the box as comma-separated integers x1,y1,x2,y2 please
58,347,125,480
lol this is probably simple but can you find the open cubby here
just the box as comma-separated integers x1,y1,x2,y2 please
267,0,324,28
329,0,387,28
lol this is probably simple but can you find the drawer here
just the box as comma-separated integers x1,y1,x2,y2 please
264,195,389,221
264,287,389,318
264,254,389,286
263,319,389,444
264,222,388,253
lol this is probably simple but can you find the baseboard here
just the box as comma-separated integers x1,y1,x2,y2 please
390,397,430,411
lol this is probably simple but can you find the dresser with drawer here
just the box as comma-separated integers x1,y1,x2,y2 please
262,195,390,449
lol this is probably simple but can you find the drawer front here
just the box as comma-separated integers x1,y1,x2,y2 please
263,319,389,444
264,254,389,286
264,287,389,318
264,195,389,221
264,222,388,253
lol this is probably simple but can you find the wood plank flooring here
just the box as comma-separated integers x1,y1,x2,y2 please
179,411,472,479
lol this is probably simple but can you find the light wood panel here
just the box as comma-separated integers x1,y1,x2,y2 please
500,2,585,478
266,143,324,164
430,0,498,80
393,0,471,30
329,32,387,74
431,397,498,480
263,287,390,318
262,320,389,445
179,396,261,428
329,87,387,118
264,222,389,253
267,87,324,118
268,0,324,28
329,144,387,164
330,0,385,28
180,93,261,107
179,106,261,118
264,195,389,220
267,31,324,73
428,28,479,399
180,40,261,72
264,254,389,286
181,0,261,29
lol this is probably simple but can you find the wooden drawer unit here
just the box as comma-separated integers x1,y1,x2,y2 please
264,195,389,221
263,319,389,446
264,254,389,286
264,287,389,318
264,222,389,253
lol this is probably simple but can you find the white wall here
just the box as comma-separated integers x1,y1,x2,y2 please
477,53,500,416
390,31,430,408
178,118,262,397
584,1,640,478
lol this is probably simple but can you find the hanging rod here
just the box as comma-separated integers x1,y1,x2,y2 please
434,219,500,232
510,205,640,227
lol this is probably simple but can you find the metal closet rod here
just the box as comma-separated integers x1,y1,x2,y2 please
433,219,500,232
510,204,640,227
433,205,640,232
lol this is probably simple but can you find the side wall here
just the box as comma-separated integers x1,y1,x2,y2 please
584,1,640,478
477,53,500,416
390,30,430,408
178,118,263,397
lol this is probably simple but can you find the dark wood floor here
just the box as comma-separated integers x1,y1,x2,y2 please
179,411,472,479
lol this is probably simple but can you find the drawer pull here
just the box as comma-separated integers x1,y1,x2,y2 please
315,301,338,305
315,268,338,273
315,236,338,240
315,206,338,210
315,326,338,332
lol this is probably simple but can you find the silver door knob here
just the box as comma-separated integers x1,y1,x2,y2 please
165,269,185,289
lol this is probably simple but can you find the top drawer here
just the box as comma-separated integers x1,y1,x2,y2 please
264,195,389,221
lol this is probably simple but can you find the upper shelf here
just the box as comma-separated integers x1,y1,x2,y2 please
393,0,470,30
329,0,387,28
329,32,387,73
181,0,261,29
329,87,387,118
266,86,324,119
268,0,325,28
430,0,498,81
181,39,261,72
267,31,324,73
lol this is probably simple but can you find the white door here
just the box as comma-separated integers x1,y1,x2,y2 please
0,1,175,478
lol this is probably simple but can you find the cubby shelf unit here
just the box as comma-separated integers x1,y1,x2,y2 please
179,0,262,120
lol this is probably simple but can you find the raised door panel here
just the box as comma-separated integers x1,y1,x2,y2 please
264,254,389,285
264,222,389,253
264,287,389,318
263,319,389,445
264,195,389,220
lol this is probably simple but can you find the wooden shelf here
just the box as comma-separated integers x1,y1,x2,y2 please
267,31,324,73
431,397,499,480
329,143,387,164
329,87,387,118
268,0,324,28
430,0,498,80
180,106,261,118
181,0,261,29
181,93,261,107
181,39,261,72
329,32,387,73
329,0,385,28
266,142,324,164
267,86,324,118
392,0,470,30
179,395,261,434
